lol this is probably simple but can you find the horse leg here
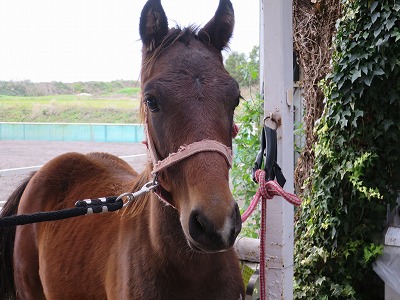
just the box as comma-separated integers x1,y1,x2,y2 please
9,175,46,299
13,224,45,300
0,173,45,300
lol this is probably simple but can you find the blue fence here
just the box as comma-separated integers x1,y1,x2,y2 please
0,122,145,143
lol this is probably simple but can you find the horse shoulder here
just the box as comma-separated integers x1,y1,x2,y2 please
86,152,139,177
19,152,137,213
14,152,141,299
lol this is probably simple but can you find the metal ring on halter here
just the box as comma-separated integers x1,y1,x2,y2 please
116,192,135,208
152,173,159,187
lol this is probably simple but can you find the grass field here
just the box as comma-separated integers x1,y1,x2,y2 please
0,85,256,124
0,94,141,123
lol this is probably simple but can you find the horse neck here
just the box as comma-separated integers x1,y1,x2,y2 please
145,196,220,282
122,165,236,291
123,164,187,257
147,192,192,259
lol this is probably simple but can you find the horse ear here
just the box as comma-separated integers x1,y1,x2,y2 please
139,0,169,51
198,0,234,51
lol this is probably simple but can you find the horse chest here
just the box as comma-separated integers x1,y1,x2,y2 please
127,256,242,300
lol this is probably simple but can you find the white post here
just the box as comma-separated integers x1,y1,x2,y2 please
260,0,294,299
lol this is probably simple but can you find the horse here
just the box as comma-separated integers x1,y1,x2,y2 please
0,0,245,298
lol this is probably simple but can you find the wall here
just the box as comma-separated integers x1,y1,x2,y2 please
0,122,144,143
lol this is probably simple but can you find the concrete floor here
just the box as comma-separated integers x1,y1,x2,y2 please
0,140,147,203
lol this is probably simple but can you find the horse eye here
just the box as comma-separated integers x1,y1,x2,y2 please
145,97,159,112
235,95,243,108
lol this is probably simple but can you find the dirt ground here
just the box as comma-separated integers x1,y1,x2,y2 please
0,140,147,203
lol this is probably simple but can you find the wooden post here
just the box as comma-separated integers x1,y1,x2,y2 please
260,0,294,299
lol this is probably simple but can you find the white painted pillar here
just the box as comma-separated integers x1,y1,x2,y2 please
260,0,294,299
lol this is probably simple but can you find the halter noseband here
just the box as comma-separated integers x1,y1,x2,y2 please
152,139,233,174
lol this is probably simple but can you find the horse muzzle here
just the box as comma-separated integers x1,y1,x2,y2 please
187,202,242,253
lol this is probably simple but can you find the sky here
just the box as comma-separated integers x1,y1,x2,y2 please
0,0,259,83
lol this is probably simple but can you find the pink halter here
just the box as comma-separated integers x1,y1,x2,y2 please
152,139,233,174
144,120,238,207
145,124,234,174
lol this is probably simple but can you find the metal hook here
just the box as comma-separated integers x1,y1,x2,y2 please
117,180,159,207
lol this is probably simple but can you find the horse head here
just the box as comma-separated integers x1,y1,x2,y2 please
139,0,241,253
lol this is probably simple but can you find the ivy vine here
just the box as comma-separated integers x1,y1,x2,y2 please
294,1,400,299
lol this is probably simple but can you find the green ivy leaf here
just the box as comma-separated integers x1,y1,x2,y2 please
371,12,380,23
370,1,379,13
373,24,384,38
373,67,385,76
340,118,348,128
352,110,364,127
383,119,394,131
360,64,368,75
363,76,373,86
351,69,362,83
333,72,344,83
386,18,396,30
393,31,400,42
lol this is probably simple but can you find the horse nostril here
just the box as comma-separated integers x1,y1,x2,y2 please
188,206,242,252
195,215,205,231
192,213,205,233
232,203,242,238
188,211,220,249
189,212,211,238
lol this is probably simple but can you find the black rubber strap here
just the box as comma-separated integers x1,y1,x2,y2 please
252,125,286,187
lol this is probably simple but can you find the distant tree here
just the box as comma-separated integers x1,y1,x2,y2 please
53,81,73,94
0,80,140,97
224,51,247,85
72,82,85,93
224,46,259,87
0,80,37,96
240,46,259,86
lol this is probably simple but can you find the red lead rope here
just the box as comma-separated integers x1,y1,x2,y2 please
241,169,302,299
